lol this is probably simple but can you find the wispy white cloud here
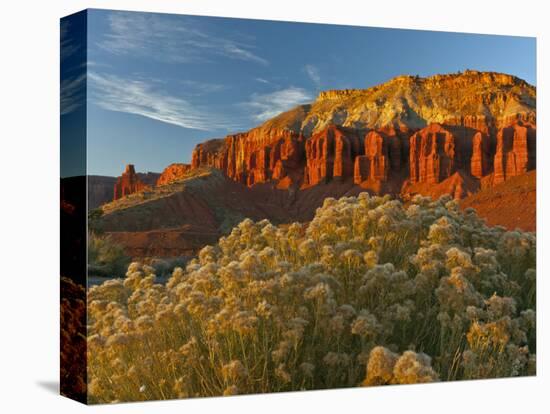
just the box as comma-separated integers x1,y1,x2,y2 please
88,72,235,131
255,77,271,84
304,64,321,88
98,12,268,66
61,74,86,115
245,87,313,122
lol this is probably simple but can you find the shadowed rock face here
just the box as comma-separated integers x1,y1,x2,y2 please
136,171,161,187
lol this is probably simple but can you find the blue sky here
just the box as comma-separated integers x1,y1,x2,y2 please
66,9,536,177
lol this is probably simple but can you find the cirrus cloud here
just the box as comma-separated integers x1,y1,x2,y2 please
88,72,236,131
98,12,269,66
245,87,313,122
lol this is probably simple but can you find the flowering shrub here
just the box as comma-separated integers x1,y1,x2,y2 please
87,193,536,403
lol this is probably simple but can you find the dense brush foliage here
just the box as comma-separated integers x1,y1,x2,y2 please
88,233,130,278
87,194,536,403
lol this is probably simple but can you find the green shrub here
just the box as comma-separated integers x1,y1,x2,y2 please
88,233,130,278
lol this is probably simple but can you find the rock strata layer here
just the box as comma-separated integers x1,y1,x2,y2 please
189,72,535,198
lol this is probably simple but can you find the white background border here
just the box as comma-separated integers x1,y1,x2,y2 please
0,0,547,412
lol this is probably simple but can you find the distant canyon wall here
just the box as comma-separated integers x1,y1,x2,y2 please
108,71,537,201
190,120,536,197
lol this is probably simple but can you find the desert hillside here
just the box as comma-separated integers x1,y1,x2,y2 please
461,170,536,231
94,70,536,258
95,168,368,257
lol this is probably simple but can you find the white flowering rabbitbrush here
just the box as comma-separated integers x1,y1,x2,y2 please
87,193,536,403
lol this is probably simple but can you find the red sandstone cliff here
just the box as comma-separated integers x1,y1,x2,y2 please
192,130,305,186
493,123,536,184
189,72,535,199
128,71,536,204
409,123,457,185
157,163,192,186
303,126,361,185
113,164,148,200
470,132,493,179
190,123,535,200
353,130,402,185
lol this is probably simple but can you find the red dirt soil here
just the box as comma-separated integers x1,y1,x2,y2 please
460,171,535,232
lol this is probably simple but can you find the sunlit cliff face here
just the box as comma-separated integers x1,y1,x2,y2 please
188,71,535,191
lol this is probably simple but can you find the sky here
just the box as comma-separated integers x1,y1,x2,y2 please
61,9,536,177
